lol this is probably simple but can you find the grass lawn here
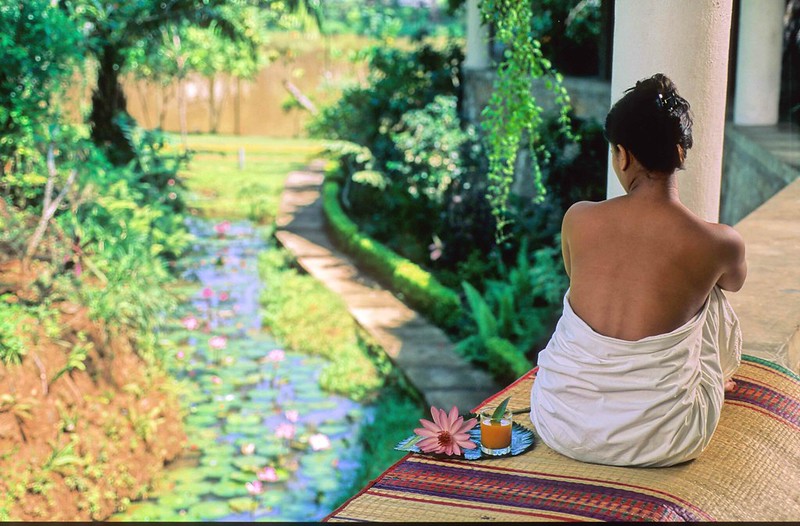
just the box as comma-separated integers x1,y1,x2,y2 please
172,133,325,223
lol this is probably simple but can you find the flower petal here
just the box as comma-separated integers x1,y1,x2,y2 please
449,442,461,456
417,437,440,453
456,417,478,435
413,427,438,438
455,439,478,449
447,406,460,432
430,406,444,429
418,418,441,433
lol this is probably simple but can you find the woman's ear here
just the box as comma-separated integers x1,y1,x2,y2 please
617,144,631,171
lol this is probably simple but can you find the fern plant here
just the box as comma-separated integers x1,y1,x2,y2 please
456,237,568,381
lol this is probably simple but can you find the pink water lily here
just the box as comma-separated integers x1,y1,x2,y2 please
414,406,477,456
209,335,227,350
284,410,299,423
267,349,285,363
275,422,296,440
214,221,231,236
201,287,214,299
245,480,263,495
181,315,200,331
257,466,278,482
219,291,230,301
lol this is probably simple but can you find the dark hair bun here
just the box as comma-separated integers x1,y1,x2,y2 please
604,73,693,173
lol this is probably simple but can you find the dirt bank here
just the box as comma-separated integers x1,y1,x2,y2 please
0,260,186,521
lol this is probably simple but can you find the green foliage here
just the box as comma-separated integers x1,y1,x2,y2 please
50,333,92,385
320,0,462,39
257,249,383,402
456,237,568,382
387,95,477,205
343,383,425,501
479,0,574,241
322,180,463,330
529,0,603,76
309,43,463,162
0,0,83,163
0,302,26,366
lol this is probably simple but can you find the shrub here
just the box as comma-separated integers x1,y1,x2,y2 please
322,179,463,330
257,249,383,402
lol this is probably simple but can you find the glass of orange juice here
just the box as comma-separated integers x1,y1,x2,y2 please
479,408,513,456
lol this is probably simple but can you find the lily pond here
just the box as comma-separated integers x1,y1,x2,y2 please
113,218,369,522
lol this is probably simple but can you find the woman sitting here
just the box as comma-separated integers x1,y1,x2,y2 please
530,73,747,468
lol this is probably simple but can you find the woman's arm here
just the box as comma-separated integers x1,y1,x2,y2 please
716,226,747,292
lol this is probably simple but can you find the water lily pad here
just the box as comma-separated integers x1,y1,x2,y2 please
247,389,281,402
190,500,232,520
228,496,259,513
233,373,264,387
158,492,200,510
197,463,234,480
172,480,214,497
162,467,206,486
200,444,235,458
308,477,342,494
228,469,259,482
210,480,249,498
316,421,350,436
255,442,290,457
122,502,169,521
232,455,268,471
226,413,262,427
186,414,220,427
259,490,288,508
227,423,267,438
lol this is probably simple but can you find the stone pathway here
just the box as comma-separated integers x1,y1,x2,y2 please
275,162,502,411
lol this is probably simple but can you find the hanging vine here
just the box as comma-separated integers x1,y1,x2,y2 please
478,0,575,242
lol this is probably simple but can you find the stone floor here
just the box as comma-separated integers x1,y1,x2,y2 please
728,176,800,373
275,162,502,412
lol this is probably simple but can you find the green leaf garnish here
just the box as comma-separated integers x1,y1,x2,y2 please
491,397,511,423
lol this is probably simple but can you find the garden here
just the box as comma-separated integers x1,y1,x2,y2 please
0,0,606,521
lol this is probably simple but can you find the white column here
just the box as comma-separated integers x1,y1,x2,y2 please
607,0,733,223
733,0,785,125
463,0,490,69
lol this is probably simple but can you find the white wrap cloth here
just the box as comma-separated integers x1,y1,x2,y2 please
530,286,742,467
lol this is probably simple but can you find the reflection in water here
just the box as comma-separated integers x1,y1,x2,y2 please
114,218,368,522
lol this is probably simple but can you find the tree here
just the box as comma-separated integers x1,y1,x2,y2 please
0,0,82,175
62,0,266,165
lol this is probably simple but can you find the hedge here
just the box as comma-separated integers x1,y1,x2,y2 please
321,179,463,330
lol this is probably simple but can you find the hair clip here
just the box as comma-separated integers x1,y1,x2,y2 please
656,92,680,112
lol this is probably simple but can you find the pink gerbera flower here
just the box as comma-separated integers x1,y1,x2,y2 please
414,406,477,456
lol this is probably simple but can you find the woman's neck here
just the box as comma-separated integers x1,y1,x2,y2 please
627,170,680,201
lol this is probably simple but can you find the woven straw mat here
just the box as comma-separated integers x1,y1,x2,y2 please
326,355,800,522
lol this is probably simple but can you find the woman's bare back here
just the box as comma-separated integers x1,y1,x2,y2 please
562,194,746,341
